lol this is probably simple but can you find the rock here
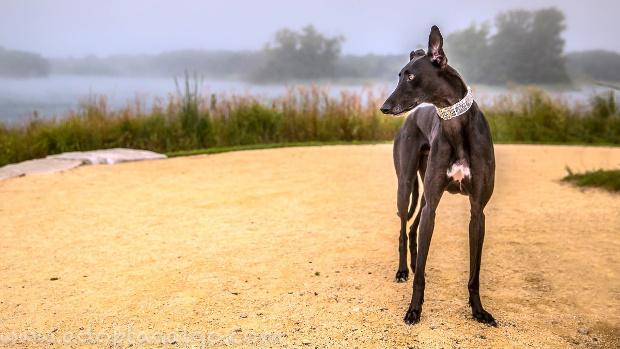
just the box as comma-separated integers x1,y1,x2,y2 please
0,159,82,180
578,327,590,335
47,148,166,165
0,148,166,180
240,312,248,318
301,339,311,345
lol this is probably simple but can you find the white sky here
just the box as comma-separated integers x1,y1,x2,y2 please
0,0,617,57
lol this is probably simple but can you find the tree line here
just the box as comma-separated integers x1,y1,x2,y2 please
0,47,50,78
446,8,569,84
2,7,620,84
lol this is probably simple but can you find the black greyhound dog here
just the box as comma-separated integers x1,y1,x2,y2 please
380,26,496,326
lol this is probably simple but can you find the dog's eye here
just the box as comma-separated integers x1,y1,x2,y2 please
408,74,415,81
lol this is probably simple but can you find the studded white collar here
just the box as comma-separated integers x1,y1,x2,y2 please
435,87,474,120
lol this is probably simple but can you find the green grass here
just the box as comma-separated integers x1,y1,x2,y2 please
0,84,618,167
563,168,620,192
165,140,387,157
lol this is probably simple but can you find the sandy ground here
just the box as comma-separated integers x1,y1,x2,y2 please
1,144,619,348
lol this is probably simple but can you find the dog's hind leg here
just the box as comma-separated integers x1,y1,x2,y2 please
407,174,419,221
467,181,497,326
409,183,424,272
408,154,428,271
396,177,412,282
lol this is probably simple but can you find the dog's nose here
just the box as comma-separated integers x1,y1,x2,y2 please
380,103,392,114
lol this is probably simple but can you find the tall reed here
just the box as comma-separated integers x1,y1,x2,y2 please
0,84,618,167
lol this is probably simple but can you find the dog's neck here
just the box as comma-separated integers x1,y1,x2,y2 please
432,67,478,171
432,66,470,108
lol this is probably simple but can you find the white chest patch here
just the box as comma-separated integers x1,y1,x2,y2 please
447,163,471,182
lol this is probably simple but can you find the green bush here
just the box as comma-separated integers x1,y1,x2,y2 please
563,167,620,192
485,88,620,144
0,86,618,167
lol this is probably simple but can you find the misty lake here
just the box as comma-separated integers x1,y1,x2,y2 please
0,75,617,124
0,75,393,124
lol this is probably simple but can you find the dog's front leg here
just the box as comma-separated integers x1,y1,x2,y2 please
404,159,448,325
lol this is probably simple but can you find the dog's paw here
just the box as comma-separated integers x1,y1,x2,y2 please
472,309,497,327
395,270,409,282
403,307,421,325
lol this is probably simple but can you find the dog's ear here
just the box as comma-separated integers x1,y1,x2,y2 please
427,25,447,68
409,49,425,61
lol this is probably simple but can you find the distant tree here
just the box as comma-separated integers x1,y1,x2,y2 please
251,25,345,82
51,55,115,76
151,50,262,78
528,8,570,83
566,50,620,82
335,54,405,80
487,10,535,84
0,47,51,78
447,7,570,84
445,24,490,83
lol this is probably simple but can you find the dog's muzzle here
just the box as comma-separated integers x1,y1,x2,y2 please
380,102,417,116
380,102,396,114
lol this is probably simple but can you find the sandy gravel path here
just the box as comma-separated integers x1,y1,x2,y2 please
1,144,619,348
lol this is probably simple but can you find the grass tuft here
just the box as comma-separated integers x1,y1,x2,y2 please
563,168,620,192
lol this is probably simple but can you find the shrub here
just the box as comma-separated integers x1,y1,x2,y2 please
0,85,618,167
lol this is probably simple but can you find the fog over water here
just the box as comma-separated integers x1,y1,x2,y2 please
0,1,618,122
1,76,616,124
0,77,388,123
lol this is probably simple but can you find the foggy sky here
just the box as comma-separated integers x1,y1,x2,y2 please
1,0,617,58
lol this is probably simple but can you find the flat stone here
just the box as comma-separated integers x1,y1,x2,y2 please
0,158,83,180
47,148,166,165
0,148,166,180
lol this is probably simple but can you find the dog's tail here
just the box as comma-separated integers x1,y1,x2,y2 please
407,174,420,220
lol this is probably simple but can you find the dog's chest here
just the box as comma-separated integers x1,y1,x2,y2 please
447,162,470,181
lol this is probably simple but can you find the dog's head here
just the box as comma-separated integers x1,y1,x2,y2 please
380,26,455,116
